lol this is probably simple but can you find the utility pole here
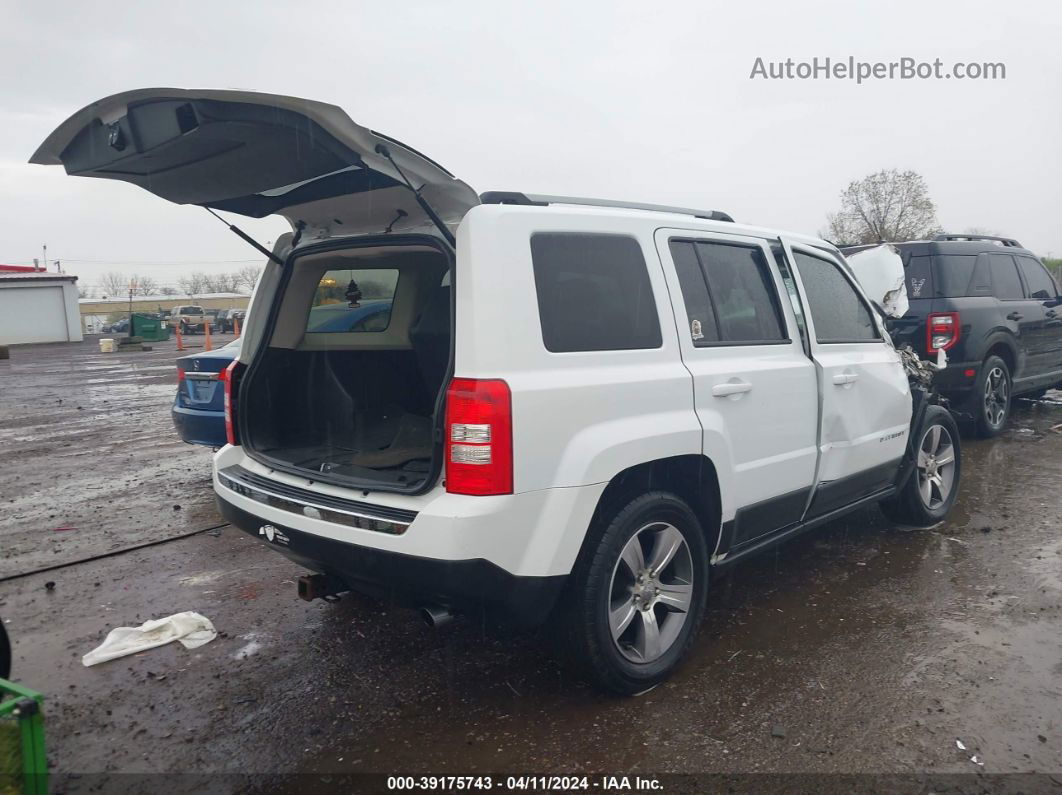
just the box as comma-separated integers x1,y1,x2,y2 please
128,278,137,339
42,245,47,271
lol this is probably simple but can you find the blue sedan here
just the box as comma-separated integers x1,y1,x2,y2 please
171,302,393,447
172,339,241,447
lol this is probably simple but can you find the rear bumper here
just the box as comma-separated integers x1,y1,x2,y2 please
932,359,980,407
171,404,226,447
216,494,567,626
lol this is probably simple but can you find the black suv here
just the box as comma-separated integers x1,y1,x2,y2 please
843,235,1062,437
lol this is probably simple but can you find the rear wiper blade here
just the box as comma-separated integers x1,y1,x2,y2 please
205,208,285,266
374,143,457,248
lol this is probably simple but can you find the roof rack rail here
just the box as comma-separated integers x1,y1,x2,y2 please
479,192,734,223
934,233,1023,248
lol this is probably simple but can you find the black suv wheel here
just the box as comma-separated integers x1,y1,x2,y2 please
974,355,1011,437
560,492,709,695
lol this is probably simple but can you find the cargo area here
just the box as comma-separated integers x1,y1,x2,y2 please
240,242,451,492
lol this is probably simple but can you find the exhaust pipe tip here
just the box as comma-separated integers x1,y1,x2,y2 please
420,605,455,629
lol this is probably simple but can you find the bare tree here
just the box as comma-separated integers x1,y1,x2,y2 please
132,274,159,295
77,285,90,299
202,272,240,293
177,272,209,297
97,271,128,299
234,265,263,293
159,286,179,296
825,169,942,245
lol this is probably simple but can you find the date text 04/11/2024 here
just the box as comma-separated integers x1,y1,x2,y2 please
386,775,664,791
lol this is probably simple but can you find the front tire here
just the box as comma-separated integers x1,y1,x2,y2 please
973,355,1011,437
881,404,961,527
560,492,709,695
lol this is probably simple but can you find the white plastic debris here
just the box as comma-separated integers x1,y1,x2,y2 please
956,739,967,751
82,611,217,667
970,755,984,766
844,244,909,318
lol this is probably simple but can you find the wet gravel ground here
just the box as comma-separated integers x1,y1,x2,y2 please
1,337,1061,791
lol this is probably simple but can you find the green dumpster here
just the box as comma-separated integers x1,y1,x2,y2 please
0,679,47,795
130,313,171,342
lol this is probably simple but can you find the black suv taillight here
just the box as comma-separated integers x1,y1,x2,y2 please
927,312,960,352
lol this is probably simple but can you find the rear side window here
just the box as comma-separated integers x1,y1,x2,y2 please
305,269,398,333
668,241,719,343
793,251,880,343
670,240,785,343
989,254,1024,300
1016,257,1057,300
530,233,662,352
905,256,933,299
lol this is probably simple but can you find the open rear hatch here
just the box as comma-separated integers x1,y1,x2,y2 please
31,87,478,240
34,89,479,494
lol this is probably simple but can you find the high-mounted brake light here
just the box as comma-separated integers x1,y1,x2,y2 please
444,378,512,496
218,360,243,447
927,312,960,352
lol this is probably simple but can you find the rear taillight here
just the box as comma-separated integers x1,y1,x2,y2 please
927,312,960,352
444,378,512,496
176,366,186,383
218,361,244,446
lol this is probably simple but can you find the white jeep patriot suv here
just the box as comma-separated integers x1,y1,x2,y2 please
34,89,962,694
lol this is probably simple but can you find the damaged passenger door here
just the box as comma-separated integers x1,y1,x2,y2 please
782,242,912,517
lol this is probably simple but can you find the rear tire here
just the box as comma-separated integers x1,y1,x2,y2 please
880,405,961,527
559,492,709,695
973,355,1011,438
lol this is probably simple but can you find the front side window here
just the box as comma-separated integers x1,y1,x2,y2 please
305,269,398,333
1016,257,1057,300
530,233,662,352
792,251,880,343
988,254,1024,300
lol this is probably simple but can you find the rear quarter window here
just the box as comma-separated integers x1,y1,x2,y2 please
931,255,982,297
530,232,662,353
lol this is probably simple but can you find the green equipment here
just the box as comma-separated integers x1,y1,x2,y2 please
130,312,171,342
1,621,47,795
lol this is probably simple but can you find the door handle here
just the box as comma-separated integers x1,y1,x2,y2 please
1007,311,1024,321
712,380,753,397
832,372,859,386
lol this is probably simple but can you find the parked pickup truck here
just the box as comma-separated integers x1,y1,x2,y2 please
171,305,209,334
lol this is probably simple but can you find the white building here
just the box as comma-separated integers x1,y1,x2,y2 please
0,271,83,345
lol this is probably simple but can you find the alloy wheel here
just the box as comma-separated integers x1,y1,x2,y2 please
983,366,1009,429
916,423,957,510
608,522,694,664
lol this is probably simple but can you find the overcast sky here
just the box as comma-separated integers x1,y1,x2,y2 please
1,0,1059,292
